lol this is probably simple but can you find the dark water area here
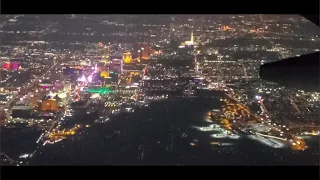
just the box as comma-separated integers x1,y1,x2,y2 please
1,125,42,159
60,111,98,129
30,98,319,165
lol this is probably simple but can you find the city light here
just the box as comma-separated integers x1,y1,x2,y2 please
88,75,93,82
86,87,113,94
1,14,318,166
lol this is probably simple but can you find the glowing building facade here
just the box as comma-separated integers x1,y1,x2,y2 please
100,45,111,78
123,52,132,64
100,70,110,78
184,30,194,46
41,99,58,111
29,95,38,107
86,87,113,95
11,61,20,70
101,46,110,64
138,43,151,60
63,81,71,92
2,61,20,70
111,59,123,73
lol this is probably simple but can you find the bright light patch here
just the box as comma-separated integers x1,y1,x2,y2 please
86,87,113,94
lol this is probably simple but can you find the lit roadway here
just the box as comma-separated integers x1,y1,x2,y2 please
290,98,302,114
258,99,268,114
0,152,19,165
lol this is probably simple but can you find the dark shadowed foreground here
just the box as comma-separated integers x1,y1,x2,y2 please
30,98,319,165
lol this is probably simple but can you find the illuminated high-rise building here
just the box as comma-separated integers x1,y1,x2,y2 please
137,50,142,62
191,30,194,44
184,29,194,46
123,52,132,64
101,45,110,64
41,99,58,111
169,17,176,39
29,94,38,107
110,59,123,74
138,43,151,60
100,45,111,78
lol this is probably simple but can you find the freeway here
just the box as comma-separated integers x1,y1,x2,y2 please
0,152,19,165
258,99,268,114
255,132,287,141
290,98,302,114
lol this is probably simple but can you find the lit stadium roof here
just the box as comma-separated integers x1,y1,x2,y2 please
85,87,113,94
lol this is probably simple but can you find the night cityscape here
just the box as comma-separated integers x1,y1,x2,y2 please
0,15,319,166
